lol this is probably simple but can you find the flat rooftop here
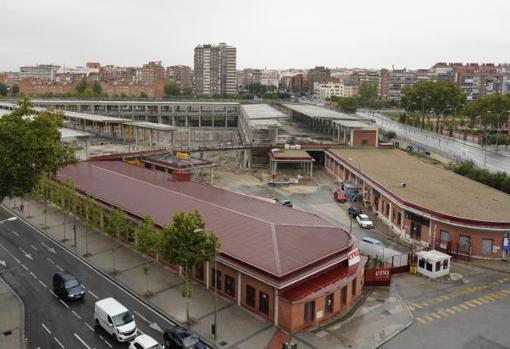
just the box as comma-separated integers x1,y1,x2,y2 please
282,104,361,121
269,149,314,161
124,121,177,131
62,110,127,123
33,99,240,106
56,161,352,281
327,148,510,223
241,104,289,120
333,120,377,129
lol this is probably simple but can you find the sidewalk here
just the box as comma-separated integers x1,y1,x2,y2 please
0,275,25,349
5,197,413,349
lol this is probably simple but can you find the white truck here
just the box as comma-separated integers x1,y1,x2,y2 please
94,297,137,342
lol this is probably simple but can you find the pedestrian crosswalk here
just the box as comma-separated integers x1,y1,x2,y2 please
408,275,510,311
414,286,510,324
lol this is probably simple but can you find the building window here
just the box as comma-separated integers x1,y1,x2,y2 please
246,285,256,308
426,262,433,272
341,286,347,305
194,263,204,281
212,269,221,290
459,235,471,254
259,291,269,315
443,259,449,270
352,278,357,296
326,293,334,313
481,239,493,255
418,258,425,269
225,275,235,297
304,301,315,322
439,230,449,249
435,261,441,272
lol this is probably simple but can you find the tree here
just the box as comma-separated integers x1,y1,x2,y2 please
11,84,19,96
182,87,193,96
164,82,180,97
0,98,75,203
358,81,378,107
139,92,149,98
134,216,161,256
76,78,88,94
0,82,7,96
143,265,151,296
337,97,359,113
161,211,219,324
92,81,103,95
105,208,129,274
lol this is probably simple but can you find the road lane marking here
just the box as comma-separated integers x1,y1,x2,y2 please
88,290,98,299
416,317,428,324
30,244,39,251
134,310,150,323
422,315,435,322
30,271,38,280
11,230,20,237
459,304,470,310
53,336,65,349
56,264,64,271
99,336,113,348
72,310,82,319
39,280,47,288
18,247,33,260
46,257,55,264
437,310,449,317
430,313,441,320
445,308,456,315
73,333,92,349
49,290,57,298
59,299,70,309
471,299,483,305
41,323,52,334
84,322,94,332
20,263,29,271
41,241,57,254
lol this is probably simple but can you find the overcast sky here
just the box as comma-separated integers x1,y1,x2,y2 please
1,0,509,71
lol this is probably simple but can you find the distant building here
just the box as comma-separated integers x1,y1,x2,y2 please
20,64,60,82
313,82,357,100
19,79,76,95
379,69,417,100
307,66,331,92
141,61,165,84
194,43,237,96
242,68,262,88
166,65,192,90
260,69,279,88
282,73,307,94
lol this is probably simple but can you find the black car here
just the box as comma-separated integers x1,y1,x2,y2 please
53,272,85,301
347,207,362,218
163,326,207,349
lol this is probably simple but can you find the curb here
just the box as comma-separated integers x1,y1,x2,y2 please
0,275,25,349
374,294,415,349
1,203,216,348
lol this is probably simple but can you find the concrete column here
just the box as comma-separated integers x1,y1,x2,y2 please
428,223,433,246
149,130,152,147
274,288,279,326
237,272,242,306
389,202,393,226
134,126,138,145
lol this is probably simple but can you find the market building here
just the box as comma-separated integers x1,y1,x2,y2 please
324,147,510,259
56,159,366,333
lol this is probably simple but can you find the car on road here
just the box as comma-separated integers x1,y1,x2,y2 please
95,297,137,342
52,272,85,301
361,237,382,245
333,190,348,203
129,334,164,349
347,207,362,218
356,214,374,229
273,198,293,207
164,325,207,349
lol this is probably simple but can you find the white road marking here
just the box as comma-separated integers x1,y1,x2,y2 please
0,244,20,263
20,263,29,271
56,264,64,272
0,259,6,267
18,247,32,260
59,299,70,309
72,310,82,319
30,271,38,280
84,322,94,332
99,336,113,348
134,310,150,323
30,244,38,251
73,333,92,349
39,280,47,288
41,323,52,334
88,290,98,299
11,230,20,237
41,241,57,254
49,289,57,298
46,257,55,264
53,336,65,349
81,283,86,289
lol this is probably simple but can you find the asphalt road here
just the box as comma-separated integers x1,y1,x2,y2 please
357,111,510,174
0,204,177,349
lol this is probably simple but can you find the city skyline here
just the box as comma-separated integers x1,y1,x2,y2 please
1,0,509,71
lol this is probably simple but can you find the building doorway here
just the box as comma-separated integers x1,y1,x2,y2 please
410,221,422,241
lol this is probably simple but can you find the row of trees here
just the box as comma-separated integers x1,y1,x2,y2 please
0,82,19,96
164,82,193,97
34,176,219,324
452,161,510,195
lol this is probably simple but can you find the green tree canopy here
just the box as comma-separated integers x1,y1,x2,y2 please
0,98,75,202
134,215,161,254
139,92,149,98
358,81,378,106
161,210,219,324
164,82,180,97
401,80,465,115
337,96,359,113
11,84,19,96
76,78,88,94
463,93,510,128
0,82,7,96
105,208,129,240
92,81,102,95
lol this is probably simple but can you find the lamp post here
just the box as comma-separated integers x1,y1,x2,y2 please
452,104,464,138
487,110,510,151
477,115,489,168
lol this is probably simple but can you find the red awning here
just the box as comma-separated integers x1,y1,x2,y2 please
280,257,367,303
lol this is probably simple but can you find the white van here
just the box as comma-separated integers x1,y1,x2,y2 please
94,297,137,342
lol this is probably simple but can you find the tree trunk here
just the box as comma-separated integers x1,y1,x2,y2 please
185,265,191,325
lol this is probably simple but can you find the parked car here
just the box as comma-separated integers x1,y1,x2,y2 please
347,207,362,218
52,272,85,301
95,297,137,342
274,198,293,207
164,325,207,349
333,190,348,203
361,237,382,245
129,334,164,349
356,214,374,229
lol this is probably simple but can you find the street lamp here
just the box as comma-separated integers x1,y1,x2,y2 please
452,104,464,138
0,217,17,224
477,115,490,168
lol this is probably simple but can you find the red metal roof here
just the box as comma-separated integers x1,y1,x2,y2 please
280,257,367,303
56,161,352,281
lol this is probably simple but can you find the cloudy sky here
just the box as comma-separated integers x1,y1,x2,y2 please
1,0,509,71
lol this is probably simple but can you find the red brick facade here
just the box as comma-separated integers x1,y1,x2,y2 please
352,129,377,147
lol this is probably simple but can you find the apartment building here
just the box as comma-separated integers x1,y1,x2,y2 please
307,66,331,92
313,82,357,100
141,61,165,84
20,64,60,82
194,43,237,96
241,68,262,88
379,69,417,100
260,69,280,88
166,65,192,89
